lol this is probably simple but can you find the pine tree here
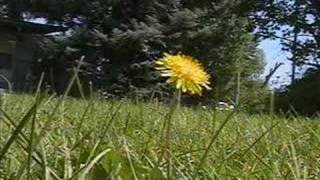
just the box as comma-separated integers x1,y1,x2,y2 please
1,0,266,103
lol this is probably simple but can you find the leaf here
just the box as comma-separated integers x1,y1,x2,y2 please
100,149,150,180
78,149,111,180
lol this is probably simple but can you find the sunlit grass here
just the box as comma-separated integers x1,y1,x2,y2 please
0,94,319,179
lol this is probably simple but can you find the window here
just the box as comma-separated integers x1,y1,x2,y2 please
0,53,12,69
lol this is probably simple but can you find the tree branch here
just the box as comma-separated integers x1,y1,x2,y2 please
262,62,284,87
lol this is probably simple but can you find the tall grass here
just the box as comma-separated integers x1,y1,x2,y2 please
0,94,319,179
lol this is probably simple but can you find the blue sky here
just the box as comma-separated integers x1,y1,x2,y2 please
258,39,291,87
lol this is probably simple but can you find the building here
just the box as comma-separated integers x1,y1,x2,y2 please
0,18,65,91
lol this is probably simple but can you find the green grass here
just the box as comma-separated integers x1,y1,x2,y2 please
0,94,320,179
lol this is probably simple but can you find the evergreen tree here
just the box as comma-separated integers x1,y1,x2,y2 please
1,0,266,105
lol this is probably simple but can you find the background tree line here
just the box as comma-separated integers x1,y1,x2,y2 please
253,0,320,116
1,0,320,114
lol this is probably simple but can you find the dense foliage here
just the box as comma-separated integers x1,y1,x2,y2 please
2,0,265,109
276,68,320,116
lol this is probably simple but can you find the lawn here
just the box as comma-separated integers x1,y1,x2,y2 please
0,94,319,179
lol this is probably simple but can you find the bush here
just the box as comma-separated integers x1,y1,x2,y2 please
275,68,320,116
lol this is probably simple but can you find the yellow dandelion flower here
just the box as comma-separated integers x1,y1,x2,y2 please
156,53,211,95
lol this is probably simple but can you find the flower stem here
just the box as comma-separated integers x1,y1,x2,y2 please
175,89,182,109
164,90,181,179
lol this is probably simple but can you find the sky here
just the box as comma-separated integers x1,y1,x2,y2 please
258,39,291,88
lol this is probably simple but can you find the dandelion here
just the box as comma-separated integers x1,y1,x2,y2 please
156,53,211,95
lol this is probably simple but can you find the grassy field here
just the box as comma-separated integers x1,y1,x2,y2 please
0,94,319,179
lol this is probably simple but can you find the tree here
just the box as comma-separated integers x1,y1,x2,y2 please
276,68,320,116
1,0,266,103
252,0,320,83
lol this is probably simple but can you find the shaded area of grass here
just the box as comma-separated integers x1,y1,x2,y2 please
0,94,320,179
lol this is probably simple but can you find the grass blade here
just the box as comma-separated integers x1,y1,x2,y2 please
241,122,280,157
0,97,43,162
73,148,111,180
197,111,235,171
